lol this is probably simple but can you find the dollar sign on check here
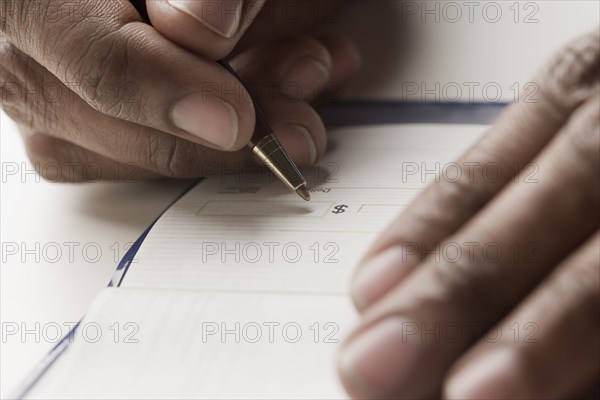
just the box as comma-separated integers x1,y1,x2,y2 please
332,204,348,214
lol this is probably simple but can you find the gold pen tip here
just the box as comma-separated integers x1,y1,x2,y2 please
295,186,310,201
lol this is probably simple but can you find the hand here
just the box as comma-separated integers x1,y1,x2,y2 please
338,30,599,399
0,0,360,181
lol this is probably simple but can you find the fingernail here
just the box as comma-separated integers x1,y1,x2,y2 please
339,318,418,397
281,56,330,99
445,348,527,399
274,124,317,165
167,0,243,38
171,93,238,149
351,247,418,310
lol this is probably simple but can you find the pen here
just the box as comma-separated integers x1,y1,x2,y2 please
217,60,311,202
139,11,309,200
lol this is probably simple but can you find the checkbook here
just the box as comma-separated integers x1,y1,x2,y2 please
16,103,503,399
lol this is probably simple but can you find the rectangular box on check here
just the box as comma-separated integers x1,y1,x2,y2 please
357,204,407,217
196,201,332,217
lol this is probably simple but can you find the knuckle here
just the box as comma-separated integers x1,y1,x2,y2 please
0,0,31,38
0,38,24,102
0,38,59,129
65,30,141,121
390,177,485,250
51,0,144,121
146,133,199,178
560,94,600,211
537,29,600,112
427,239,512,319
424,170,493,228
564,93,600,164
0,38,25,117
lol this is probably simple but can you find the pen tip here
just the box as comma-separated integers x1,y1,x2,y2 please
295,186,311,201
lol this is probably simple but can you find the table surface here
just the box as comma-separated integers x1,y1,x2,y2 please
2,1,598,396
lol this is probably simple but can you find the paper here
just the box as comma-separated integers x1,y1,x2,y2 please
26,124,487,399
123,124,485,294
27,288,356,399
